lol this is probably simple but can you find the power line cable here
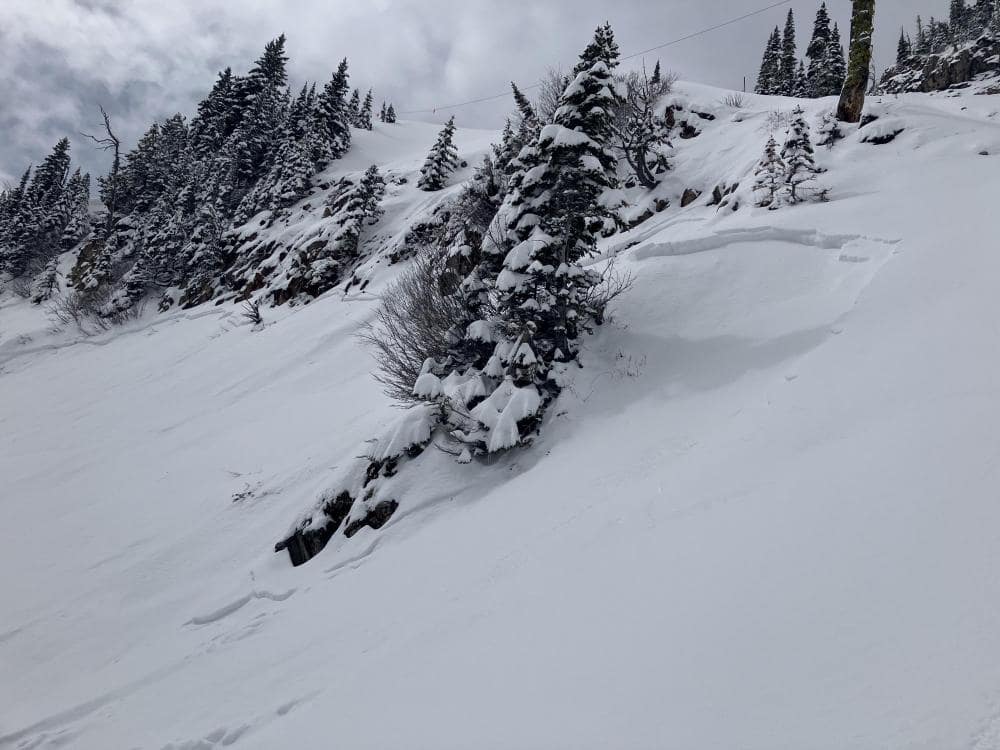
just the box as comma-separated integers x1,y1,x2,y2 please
397,0,794,115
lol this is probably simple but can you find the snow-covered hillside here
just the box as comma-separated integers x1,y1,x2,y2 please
3,84,1000,749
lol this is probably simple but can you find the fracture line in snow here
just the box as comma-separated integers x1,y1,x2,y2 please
184,589,297,627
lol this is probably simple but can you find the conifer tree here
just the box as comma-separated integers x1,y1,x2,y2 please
417,117,459,191
511,81,541,145
780,9,798,95
317,58,352,159
348,89,362,126
915,16,929,55
650,60,662,87
359,89,374,130
573,22,620,75
753,135,786,208
494,23,623,387
806,3,834,96
793,60,810,97
950,0,970,42
780,107,822,202
385,103,397,123
825,23,847,94
756,27,783,94
897,27,913,64
331,164,385,257
380,101,387,122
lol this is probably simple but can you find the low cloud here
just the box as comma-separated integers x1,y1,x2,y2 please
1,0,938,185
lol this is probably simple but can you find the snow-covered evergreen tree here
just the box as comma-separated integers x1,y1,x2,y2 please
897,27,913,65
650,60,662,87
316,58,353,160
780,9,798,96
348,89,361,126
793,60,810,97
417,117,459,191
385,103,397,123
359,89,374,130
826,23,847,94
753,135,786,209
780,107,823,204
494,23,623,388
756,27,783,94
806,3,834,96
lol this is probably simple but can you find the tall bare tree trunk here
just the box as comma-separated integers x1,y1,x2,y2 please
837,0,876,123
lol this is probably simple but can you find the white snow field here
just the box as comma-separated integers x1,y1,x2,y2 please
3,85,1000,749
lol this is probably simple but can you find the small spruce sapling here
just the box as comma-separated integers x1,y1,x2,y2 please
780,107,824,203
753,135,786,209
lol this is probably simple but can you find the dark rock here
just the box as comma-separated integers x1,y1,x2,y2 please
344,500,399,538
653,197,670,212
680,188,702,207
627,208,654,228
678,122,700,139
275,491,355,567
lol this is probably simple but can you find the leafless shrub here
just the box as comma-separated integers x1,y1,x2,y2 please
535,66,570,124
723,92,748,109
611,67,676,189
241,299,263,326
47,285,143,335
9,275,32,299
585,258,634,324
360,250,471,403
766,110,792,133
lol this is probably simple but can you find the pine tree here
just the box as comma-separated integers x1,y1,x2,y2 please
359,89,374,130
0,168,32,276
511,81,540,144
950,0,970,42
385,103,397,123
495,23,623,386
348,89,361,126
316,58,352,159
915,16,930,55
825,23,847,95
60,169,92,250
793,60,810,97
573,21,619,75
650,60,662,87
897,27,913,65
417,117,459,191
330,164,385,257
753,135,786,208
190,67,238,157
240,34,289,107
756,27,783,94
806,3,834,96
780,107,822,203
380,101,387,122
780,9,798,96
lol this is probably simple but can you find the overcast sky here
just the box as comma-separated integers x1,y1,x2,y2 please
1,0,943,185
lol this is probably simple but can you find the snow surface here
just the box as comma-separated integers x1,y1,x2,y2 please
4,86,1000,749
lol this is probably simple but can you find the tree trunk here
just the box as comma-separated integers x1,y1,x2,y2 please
837,0,876,123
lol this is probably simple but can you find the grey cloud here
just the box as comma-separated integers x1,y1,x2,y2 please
0,0,947,185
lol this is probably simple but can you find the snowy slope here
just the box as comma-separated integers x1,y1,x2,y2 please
3,86,1000,750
